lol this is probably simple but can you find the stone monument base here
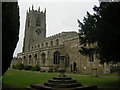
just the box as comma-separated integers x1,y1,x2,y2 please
27,76,97,90
28,56,97,90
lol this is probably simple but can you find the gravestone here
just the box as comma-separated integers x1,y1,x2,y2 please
91,67,98,77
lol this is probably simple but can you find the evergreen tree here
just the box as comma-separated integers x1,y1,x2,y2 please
2,2,20,75
78,2,120,63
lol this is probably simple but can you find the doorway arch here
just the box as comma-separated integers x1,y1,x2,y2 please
73,62,77,71
70,64,72,72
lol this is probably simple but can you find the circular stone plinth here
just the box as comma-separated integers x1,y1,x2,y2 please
29,76,97,90
29,84,97,90
44,76,82,88
52,77,71,80
48,79,76,84
44,82,82,88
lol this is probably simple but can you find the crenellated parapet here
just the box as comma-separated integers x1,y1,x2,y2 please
23,5,46,52
27,5,46,16
29,31,78,51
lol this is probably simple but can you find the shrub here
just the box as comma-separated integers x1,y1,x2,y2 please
24,65,32,70
40,69,46,72
48,69,53,72
16,63,24,70
65,69,70,73
12,65,16,69
32,64,40,71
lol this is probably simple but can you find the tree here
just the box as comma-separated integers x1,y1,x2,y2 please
2,2,20,75
78,2,120,64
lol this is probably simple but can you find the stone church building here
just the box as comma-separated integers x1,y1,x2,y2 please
16,7,105,74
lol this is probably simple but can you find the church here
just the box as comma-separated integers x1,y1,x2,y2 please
16,6,105,74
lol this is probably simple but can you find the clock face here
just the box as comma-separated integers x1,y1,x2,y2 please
35,29,41,35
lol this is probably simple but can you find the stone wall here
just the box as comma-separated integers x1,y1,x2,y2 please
16,8,106,74
17,31,105,74
30,32,78,51
10,57,22,68
23,8,46,52
63,35,104,74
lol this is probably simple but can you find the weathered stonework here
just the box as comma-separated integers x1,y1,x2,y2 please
15,7,106,74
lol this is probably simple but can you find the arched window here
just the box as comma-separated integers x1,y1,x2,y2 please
45,42,48,47
41,43,44,48
73,62,77,71
54,51,60,64
23,56,27,65
42,53,46,64
65,55,70,67
31,46,33,50
89,54,94,62
34,54,37,64
50,41,53,47
38,44,40,48
56,39,59,45
29,55,32,58
29,55,32,65
35,45,36,49
36,17,40,26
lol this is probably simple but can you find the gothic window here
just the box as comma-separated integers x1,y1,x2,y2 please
28,18,30,27
36,17,40,26
23,56,27,65
70,64,73,72
50,41,53,47
73,62,77,71
65,55,70,67
89,54,94,62
29,55,32,65
42,53,46,64
41,43,44,48
34,54,37,58
45,42,48,47
56,39,59,46
29,55,32,58
34,54,37,64
38,44,40,48
31,46,33,50
54,51,60,64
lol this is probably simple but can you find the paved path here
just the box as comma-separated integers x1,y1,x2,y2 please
12,69,120,78
66,73,120,78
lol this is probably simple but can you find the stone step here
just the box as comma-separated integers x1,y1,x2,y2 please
44,82,82,88
30,84,53,90
52,77,72,80
30,84,97,90
48,79,77,84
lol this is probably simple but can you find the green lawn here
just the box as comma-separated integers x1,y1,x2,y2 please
2,69,120,88
67,72,119,77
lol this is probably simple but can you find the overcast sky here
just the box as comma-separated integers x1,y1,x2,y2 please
13,0,99,57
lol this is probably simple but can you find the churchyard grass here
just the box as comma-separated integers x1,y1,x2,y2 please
3,69,58,88
68,75,119,88
2,69,120,88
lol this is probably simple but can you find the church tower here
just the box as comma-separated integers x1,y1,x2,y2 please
23,6,46,52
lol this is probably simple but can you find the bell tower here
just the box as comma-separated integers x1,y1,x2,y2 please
23,6,46,52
